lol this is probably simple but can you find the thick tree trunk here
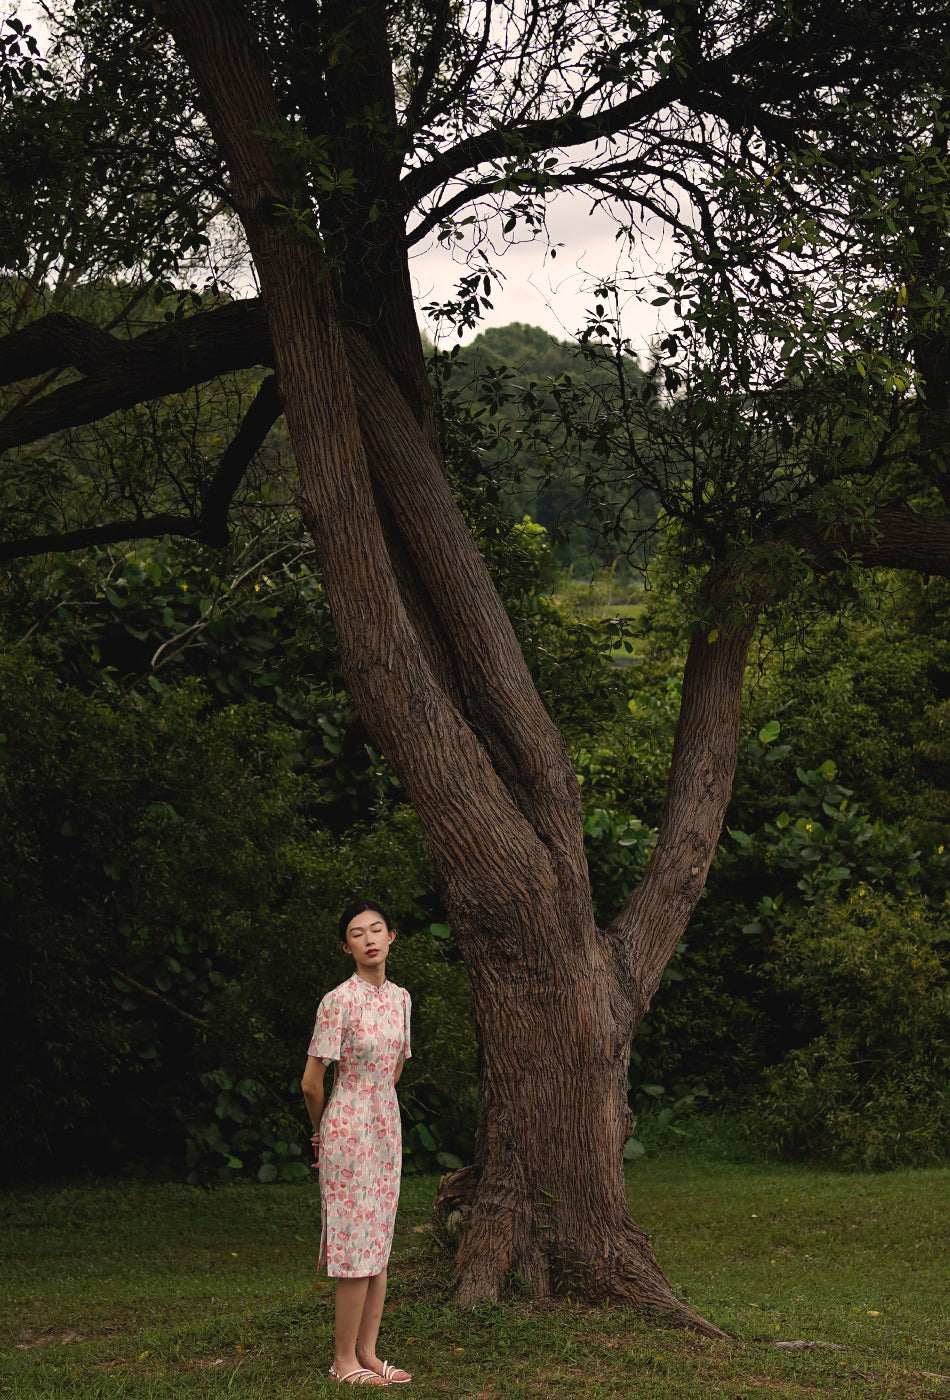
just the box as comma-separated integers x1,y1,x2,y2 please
449,891,726,1335
152,0,741,1330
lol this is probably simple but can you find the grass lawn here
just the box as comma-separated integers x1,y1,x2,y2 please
2,1141,948,1398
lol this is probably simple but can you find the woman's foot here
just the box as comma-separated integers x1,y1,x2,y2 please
329,1364,389,1385
357,1353,411,1384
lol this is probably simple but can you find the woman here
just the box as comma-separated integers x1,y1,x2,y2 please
302,901,413,1387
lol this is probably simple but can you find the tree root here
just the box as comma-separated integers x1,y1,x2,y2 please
436,1167,730,1339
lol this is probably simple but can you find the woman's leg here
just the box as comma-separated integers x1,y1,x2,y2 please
355,1268,387,1368
357,1270,411,1382
333,1276,384,1382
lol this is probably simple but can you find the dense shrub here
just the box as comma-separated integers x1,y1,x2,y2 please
758,893,950,1168
0,647,473,1180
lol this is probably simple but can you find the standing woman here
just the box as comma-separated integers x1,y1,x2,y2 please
302,901,413,1387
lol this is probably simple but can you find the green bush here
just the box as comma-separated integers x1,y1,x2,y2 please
0,646,478,1181
0,645,326,1178
758,892,950,1168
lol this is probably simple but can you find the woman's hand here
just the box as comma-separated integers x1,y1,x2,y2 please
310,1129,320,1169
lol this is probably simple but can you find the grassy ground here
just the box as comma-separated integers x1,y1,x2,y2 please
2,1139,948,1398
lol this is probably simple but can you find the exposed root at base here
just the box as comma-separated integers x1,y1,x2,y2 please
651,1300,731,1341
438,1165,731,1340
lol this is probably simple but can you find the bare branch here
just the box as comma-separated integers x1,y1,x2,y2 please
108,966,210,1028
401,76,682,209
0,514,200,563
402,0,454,131
0,301,272,452
198,373,283,546
408,0,495,133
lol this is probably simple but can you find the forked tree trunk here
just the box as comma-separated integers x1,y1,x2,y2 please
452,894,721,1333
157,0,746,1330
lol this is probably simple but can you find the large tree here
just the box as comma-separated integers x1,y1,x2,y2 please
2,0,950,1327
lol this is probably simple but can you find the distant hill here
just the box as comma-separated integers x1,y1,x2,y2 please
441,324,655,576
462,323,585,378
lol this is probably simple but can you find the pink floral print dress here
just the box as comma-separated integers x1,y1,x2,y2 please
308,974,411,1278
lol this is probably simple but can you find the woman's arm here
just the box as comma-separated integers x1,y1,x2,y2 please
301,1056,328,1162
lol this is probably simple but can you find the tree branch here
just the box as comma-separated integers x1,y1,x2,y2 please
0,301,273,452
402,0,454,132
407,0,495,134
0,323,282,559
401,76,682,208
780,506,950,576
108,966,210,1028
0,514,199,563
198,373,283,546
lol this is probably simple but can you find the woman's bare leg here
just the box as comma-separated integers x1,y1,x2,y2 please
334,1277,385,1382
355,1269,387,1368
357,1270,411,1381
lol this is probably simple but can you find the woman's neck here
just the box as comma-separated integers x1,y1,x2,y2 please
354,967,387,988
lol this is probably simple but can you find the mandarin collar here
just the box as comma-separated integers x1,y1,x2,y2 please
351,972,388,994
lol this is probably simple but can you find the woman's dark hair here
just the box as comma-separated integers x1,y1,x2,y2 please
338,900,391,942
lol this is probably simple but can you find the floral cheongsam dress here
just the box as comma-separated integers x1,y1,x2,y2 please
308,974,411,1277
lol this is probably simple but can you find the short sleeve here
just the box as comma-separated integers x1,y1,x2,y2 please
308,989,347,1064
401,989,412,1062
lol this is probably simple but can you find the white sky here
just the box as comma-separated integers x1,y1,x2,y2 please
410,198,673,355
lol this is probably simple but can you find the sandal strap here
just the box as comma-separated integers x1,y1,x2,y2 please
381,1360,412,1382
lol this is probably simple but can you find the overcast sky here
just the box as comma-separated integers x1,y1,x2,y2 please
410,197,673,355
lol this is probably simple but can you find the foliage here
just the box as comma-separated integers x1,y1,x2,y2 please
637,741,950,1105
758,892,950,1169
434,323,657,577
623,1080,710,1161
0,8,221,286
728,756,950,914
0,644,319,1178
582,806,656,928
736,580,950,848
0,643,474,1181
617,580,950,1138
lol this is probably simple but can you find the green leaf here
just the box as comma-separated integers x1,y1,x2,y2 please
415,1123,437,1151
435,1151,463,1170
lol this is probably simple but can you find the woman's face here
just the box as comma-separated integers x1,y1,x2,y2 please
343,908,394,973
